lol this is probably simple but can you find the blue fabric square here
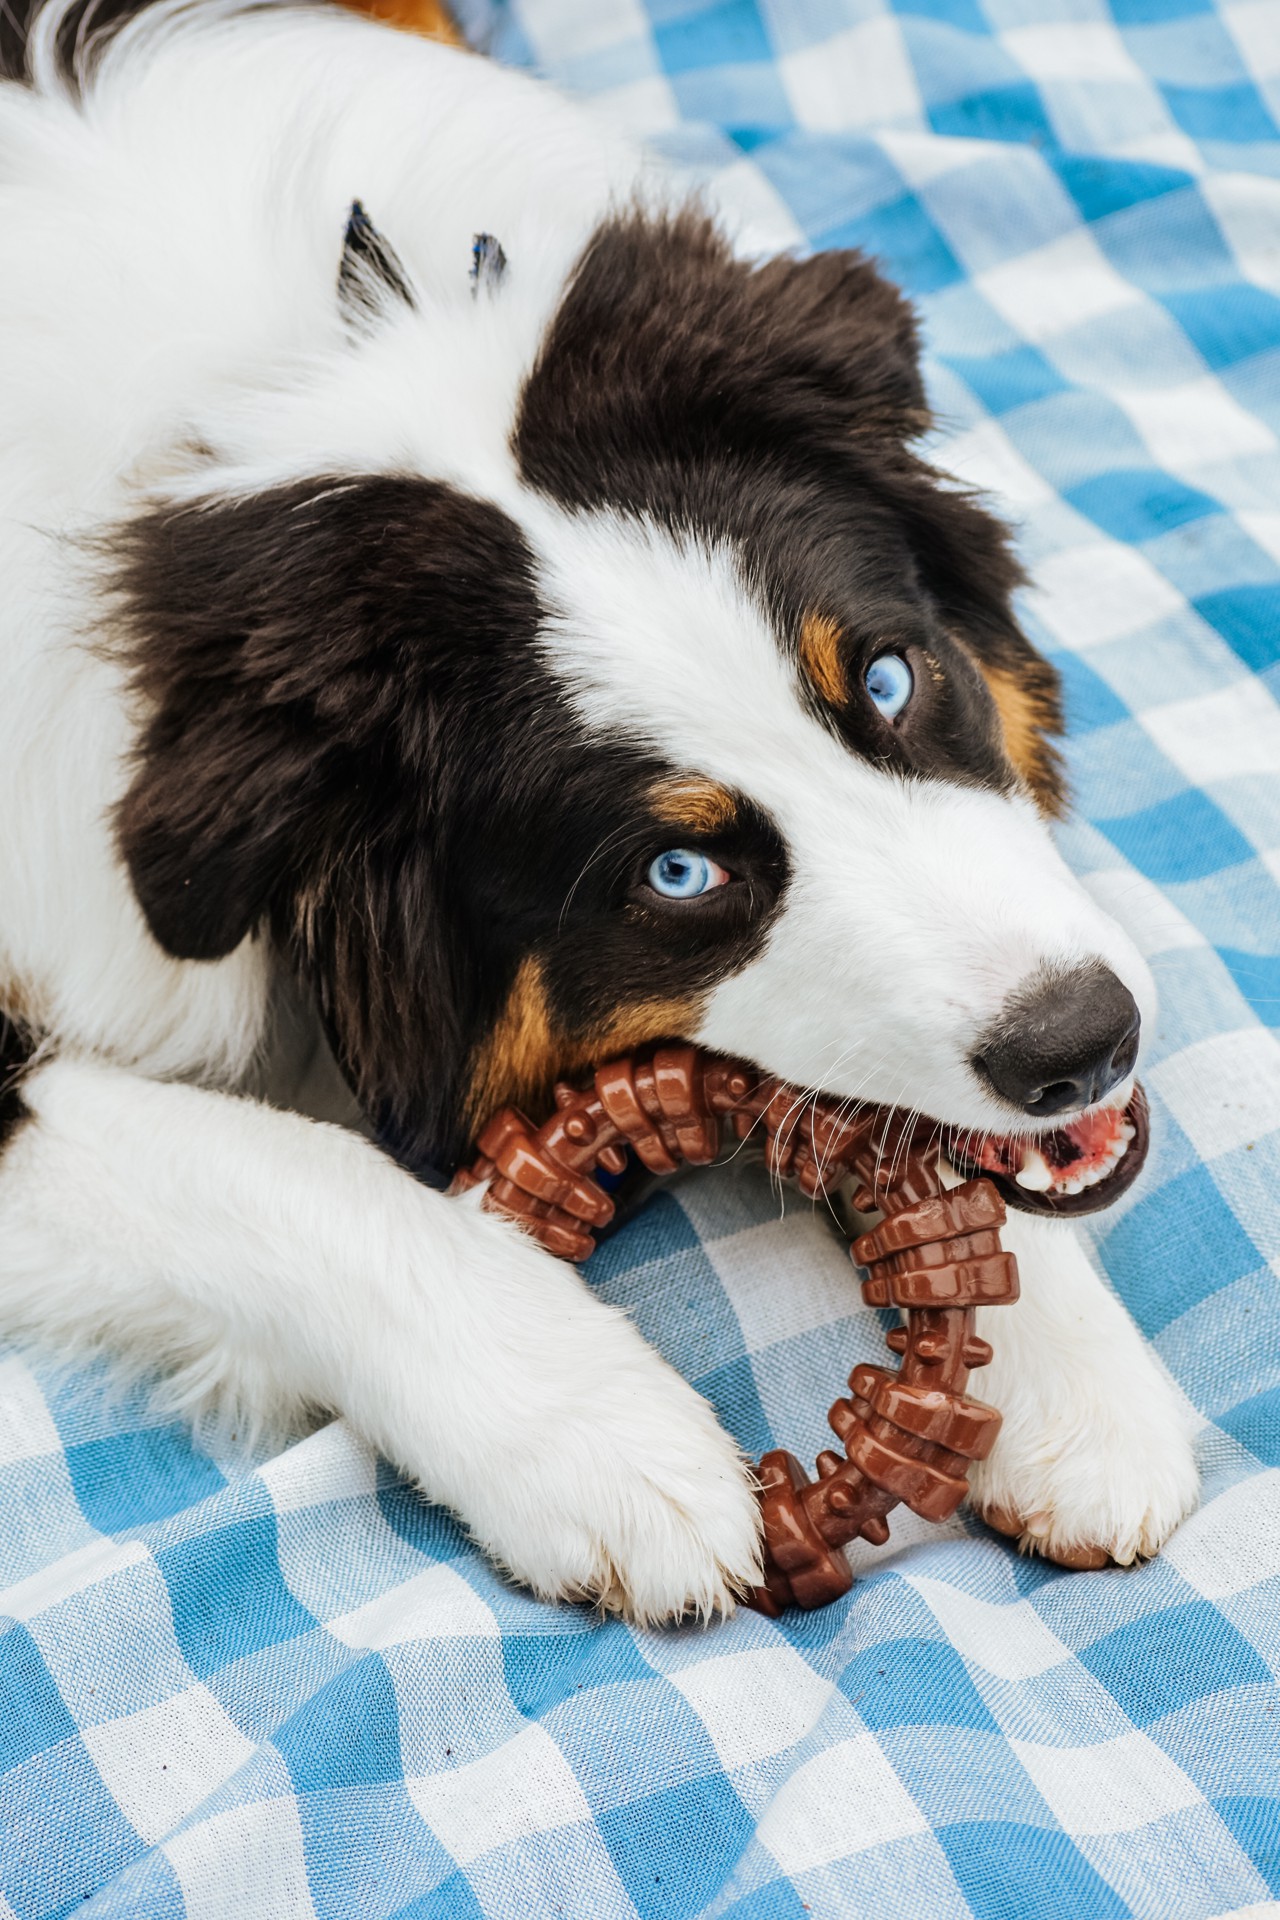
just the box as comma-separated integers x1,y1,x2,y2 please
930,82,1053,143
842,1637,998,1730
938,1822,1130,1920
1098,789,1257,885
1163,285,1280,371
598,1775,752,1919
1066,468,1221,542
158,1513,316,1681
1053,153,1189,222
1213,1794,1280,1892
823,195,964,294
653,0,771,74
504,1622,655,1719
1217,1388,1280,1467
0,1624,78,1774
65,1426,226,1533
945,342,1068,415
1164,83,1277,143
1081,1601,1273,1723
1101,1162,1264,1335
1194,586,1280,676
276,1653,403,1791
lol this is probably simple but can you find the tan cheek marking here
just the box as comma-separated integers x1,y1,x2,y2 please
650,777,738,838
341,0,462,44
980,663,1067,818
466,957,704,1127
798,613,848,709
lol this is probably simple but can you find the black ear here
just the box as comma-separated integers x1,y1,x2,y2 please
111,474,543,1161
338,200,417,331
516,208,930,514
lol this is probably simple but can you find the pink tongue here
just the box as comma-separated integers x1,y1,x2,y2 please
1058,1107,1125,1171
961,1105,1127,1181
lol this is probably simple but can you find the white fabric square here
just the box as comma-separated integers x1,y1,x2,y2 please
0,1357,63,1468
328,1563,499,1649
512,0,652,60
1115,129,1207,172
1028,540,1186,649
758,1735,927,1873
407,1723,591,1865
1011,1730,1202,1835
0,1536,148,1624
596,75,681,135
698,1210,862,1353
259,1419,377,1514
671,1646,834,1770
1224,0,1280,82
1238,511,1280,564
1150,1028,1280,1162
779,20,923,132
165,1798,318,1920
934,418,1056,511
977,230,1144,343
908,1577,1070,1680
1203,175,1280,294
1143,680,1280,787
1164,1471,1280,1600
1114,376,1275,475
83,1684,257,1846
1003,22,1140,81
713,159,807,254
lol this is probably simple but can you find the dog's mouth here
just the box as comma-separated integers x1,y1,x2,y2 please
946,1084,1149,1217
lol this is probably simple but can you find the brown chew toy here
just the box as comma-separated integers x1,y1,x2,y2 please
453,1046,1019,1615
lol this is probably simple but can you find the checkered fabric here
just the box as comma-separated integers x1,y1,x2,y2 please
4,0,1280,1914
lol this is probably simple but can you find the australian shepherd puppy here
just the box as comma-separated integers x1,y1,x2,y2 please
0,0,1197,1620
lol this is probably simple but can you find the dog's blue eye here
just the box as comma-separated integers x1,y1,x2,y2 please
647,850,729,899
865,652,913,720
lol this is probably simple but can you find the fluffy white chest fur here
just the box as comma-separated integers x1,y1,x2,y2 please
0,0,1197,1618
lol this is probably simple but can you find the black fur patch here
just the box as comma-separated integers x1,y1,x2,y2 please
515,208,1063,806
0,1012,33,1155
110,478,786,1171
2,0,154,89
338,201,417,328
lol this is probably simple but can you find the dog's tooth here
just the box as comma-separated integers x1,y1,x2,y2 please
1119,1123,1135,1142
1015,1146,1054,1192
1062,1177,1084,1194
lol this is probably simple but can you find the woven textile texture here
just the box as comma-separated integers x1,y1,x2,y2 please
4,0,1280,1915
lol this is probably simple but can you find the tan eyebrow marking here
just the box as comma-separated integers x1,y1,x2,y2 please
798,612,848,708
978,661,1067,819
466,956,703,1125
650,777,739,837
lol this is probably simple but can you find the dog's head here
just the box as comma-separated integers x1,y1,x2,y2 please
113,206,1153,1204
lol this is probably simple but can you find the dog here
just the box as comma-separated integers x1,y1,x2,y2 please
0,0,1198,1621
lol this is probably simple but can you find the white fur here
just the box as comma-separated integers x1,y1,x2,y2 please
0,0,1196,1615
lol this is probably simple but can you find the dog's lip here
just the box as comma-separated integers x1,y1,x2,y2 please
945,1083,1150,1218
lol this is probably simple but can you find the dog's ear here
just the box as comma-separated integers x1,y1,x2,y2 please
338,201,417,333
113,472,538,932
113,473,541,1160
744,244,929,443
516,209,930,511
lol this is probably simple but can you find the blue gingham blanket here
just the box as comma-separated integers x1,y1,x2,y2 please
4,1,1280,1915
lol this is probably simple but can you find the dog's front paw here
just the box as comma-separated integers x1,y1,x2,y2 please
969,1375,1199,1570
467,1356,763,1624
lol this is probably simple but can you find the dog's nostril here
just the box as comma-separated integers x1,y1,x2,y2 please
1026,1079,1078,1112
1110,1026,1140,1081
975,963,1141,1118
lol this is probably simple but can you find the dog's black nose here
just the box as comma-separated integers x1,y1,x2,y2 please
976,964,1141,1117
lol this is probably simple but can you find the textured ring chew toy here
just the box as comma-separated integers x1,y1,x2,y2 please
453,1045,1020,1614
